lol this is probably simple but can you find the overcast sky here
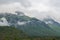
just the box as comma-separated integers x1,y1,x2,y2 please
0,0,60,22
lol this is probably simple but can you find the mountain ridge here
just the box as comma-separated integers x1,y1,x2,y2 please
0,11,60,36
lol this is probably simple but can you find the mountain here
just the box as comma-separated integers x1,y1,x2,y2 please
0,11,60,37
43,17,60,32
0,12,31,26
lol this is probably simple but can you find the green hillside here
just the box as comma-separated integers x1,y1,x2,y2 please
0,26,28,40
48,24,60,32
0,26,60,40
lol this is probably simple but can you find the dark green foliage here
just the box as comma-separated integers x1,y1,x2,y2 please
0,26,28,40
0,26,60,40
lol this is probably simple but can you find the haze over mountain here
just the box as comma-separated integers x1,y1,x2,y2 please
0,0,60,22
0,0,60,40
0,11,60,36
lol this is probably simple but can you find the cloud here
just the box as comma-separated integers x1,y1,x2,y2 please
50,0,60,7
0,0,31,7
0,0,60,22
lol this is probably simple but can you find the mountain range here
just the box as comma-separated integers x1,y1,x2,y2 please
0,11,60,37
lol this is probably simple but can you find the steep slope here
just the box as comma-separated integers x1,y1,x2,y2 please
0,11,60,37
43,17,60,32
0,12,31,26
17,19,57,36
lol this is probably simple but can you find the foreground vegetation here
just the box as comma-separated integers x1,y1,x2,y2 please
0,26,60,40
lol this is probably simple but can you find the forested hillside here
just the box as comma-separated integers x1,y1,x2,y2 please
0,26,60,40
0,26,28,40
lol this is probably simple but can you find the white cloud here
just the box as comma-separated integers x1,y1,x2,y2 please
0,2,25,13
0,17,9,26
0,0,60,22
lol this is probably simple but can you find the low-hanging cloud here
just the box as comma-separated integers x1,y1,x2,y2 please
0,0,60,22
